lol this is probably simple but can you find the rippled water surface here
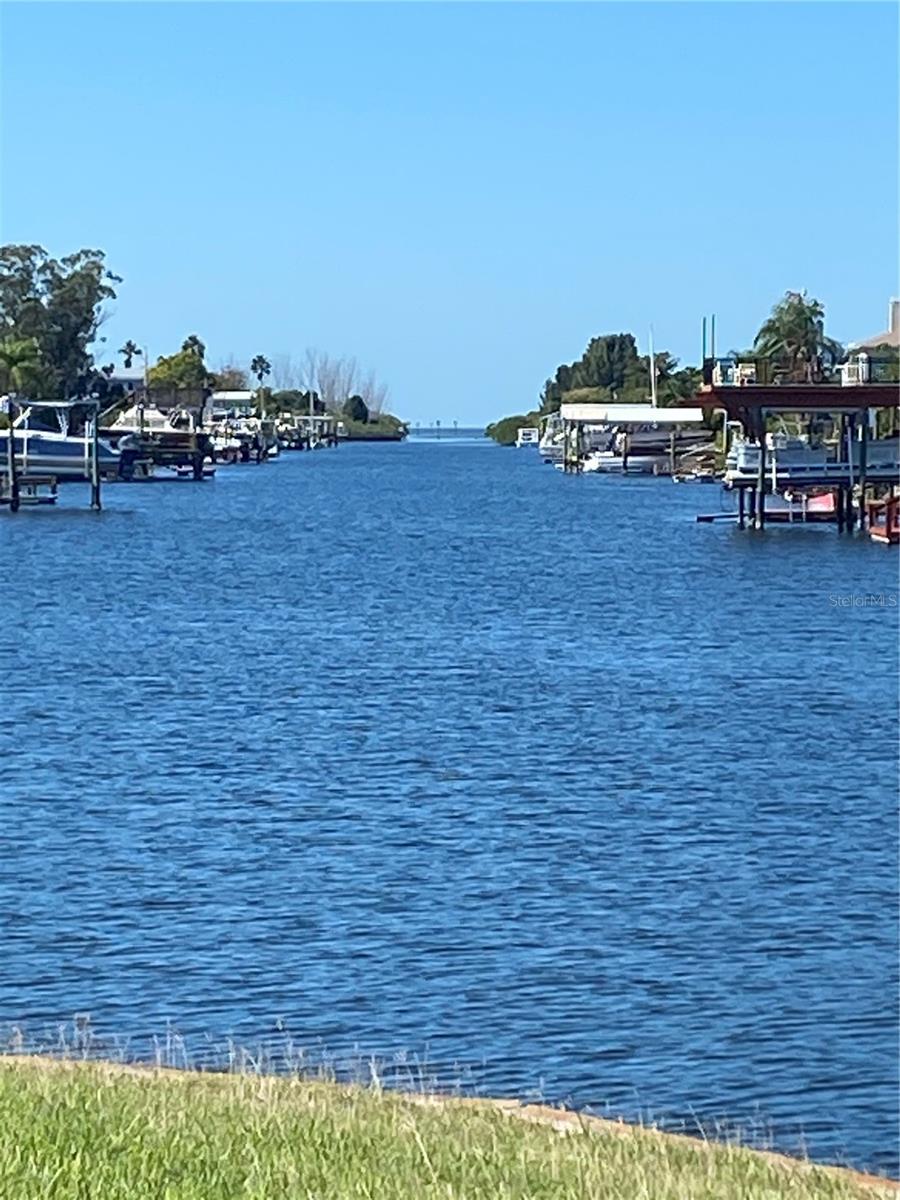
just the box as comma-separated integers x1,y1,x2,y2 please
1,442,897,1174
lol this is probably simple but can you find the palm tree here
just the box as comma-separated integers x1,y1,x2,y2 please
0,337,42,398
753,291,843,382
251,355,271,416
119,339,142,369
251,355,271,386
182,334,206,358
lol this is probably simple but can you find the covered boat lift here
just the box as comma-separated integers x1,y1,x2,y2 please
557,402,708,473
1,398,107,513
684,357,899,531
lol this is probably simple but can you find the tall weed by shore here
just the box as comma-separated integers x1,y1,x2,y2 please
0,1059,892,1200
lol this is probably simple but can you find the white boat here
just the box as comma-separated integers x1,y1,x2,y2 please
540,413,613,463
576,424,709,474
538,414,565,462
104,402,196,441
582,445,667,474
515,427,540,447
725,431,900,485
0,401,121,481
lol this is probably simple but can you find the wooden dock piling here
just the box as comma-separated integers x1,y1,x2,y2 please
858,417,868,531
89,410,102,511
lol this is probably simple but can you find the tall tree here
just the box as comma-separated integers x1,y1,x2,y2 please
147,344,210,393
250,355,271,387
251,355,271,415
753,291,843,381
0,245,121,398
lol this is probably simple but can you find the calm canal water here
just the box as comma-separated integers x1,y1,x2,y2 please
1,441,897,1174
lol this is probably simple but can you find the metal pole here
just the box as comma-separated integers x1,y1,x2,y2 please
6,397,19,513
840,415,853,532
858,410,869,530
754,410,766,531
701,316,707,365
710,314,716,360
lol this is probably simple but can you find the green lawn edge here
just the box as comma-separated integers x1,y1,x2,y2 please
1,1057,895,1199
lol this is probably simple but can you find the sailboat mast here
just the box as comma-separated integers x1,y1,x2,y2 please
649,327,658,408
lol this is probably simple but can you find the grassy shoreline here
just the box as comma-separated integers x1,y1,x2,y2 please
1,1056,895,1198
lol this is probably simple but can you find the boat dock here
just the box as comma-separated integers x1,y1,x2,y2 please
690,353,899,534
556,402,709,475
1,398,106,512
0,389,343,515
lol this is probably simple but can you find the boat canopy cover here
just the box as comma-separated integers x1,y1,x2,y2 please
559,403,706,425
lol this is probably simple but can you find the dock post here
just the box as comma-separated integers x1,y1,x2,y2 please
738,486,746,529
89,409,101,511
6,398,19,513
192,434,204,481
754,411,766,531
845,417,857,531
669,429,676,476
858,412,868,531
836,487,845,532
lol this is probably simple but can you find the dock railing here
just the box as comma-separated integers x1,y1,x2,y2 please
702,355,899,389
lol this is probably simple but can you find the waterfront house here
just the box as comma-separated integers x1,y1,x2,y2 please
849,299,900,350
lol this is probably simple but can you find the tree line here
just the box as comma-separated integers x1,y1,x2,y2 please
486,331,701,446
486,291,898,444
0,244,394,427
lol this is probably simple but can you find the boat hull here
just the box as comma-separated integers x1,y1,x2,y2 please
0,432,121,481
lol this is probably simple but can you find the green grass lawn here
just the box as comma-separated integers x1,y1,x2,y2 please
0,1058,894,1199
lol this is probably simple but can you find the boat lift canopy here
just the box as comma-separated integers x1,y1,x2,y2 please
559,403,706,425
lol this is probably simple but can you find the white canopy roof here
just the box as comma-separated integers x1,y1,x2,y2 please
559,403,706,425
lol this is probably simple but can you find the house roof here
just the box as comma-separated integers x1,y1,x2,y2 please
850,299,899,350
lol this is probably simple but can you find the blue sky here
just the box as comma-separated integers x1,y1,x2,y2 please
1,2,897,424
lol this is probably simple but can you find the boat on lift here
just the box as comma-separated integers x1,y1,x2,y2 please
725,429,900,486
0,399,121,480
